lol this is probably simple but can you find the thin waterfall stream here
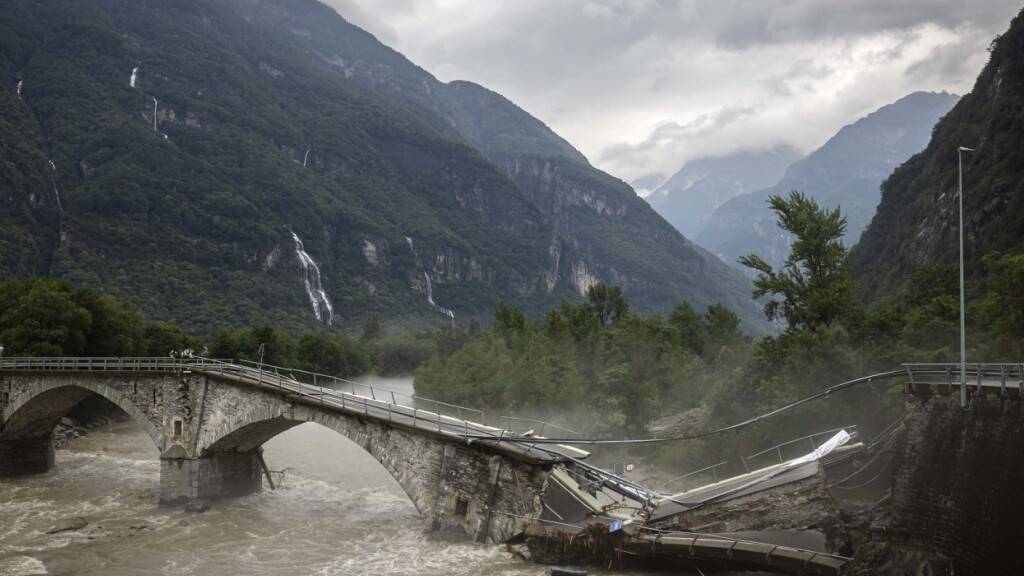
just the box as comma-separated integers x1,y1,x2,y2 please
290,230,334,325
405,236,455,322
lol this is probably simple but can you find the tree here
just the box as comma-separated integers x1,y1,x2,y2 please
584,283,629,326
704,303,742,350
141,323,195,357
668,302,706,356
0,279,92,356
71,288,143,356
298,333,345,375
739,191,858,332
495,301,527,340
982,252,1024,359
361,315,382,341
545,300,593,342
209,325,296,366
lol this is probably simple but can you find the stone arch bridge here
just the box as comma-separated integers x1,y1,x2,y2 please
0,357,586,543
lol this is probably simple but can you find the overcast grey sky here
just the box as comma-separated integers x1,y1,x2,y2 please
322,0,1020,186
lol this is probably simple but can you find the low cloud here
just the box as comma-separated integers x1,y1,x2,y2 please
322,0,1021,181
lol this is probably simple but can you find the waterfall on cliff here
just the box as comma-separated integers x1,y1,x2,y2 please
303,149,310,168
47,160,64,213
130,65,139,88
423,271,455,320
406,236,455,322
290,231,334,325
16,80,23,99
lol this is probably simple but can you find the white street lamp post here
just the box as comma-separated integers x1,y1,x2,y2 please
958,145,975,409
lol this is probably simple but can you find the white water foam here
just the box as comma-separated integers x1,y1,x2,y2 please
0,555,48,575
129,65,139,88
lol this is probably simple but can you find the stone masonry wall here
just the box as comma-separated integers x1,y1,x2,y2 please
847,393,1024,575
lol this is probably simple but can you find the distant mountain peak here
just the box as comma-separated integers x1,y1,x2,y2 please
646,145,803,239
696,91,959,273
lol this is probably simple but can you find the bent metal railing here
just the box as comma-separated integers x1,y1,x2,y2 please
656,425,859,495
744,425,860,469
0,356,581,462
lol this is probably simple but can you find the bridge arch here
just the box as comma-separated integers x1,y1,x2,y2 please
195,404,441,516
0,380,164,452
0,367,549,542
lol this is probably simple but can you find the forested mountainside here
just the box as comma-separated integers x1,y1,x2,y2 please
698,92,959,273
852,9,1024,300
0,0,763,336
646,146,801,239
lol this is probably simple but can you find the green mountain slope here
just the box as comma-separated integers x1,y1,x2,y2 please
0,0,763,335
852,9,1024,300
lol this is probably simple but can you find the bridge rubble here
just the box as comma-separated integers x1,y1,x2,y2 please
510,431,861,575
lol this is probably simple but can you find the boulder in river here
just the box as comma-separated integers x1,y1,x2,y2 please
46,516,88,534
184,500,210,513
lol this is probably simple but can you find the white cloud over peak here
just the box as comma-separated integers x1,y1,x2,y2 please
321,0,1020,182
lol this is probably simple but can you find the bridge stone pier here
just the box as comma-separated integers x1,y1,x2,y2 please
0,363,560,543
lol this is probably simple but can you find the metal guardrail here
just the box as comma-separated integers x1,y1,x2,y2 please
658,461,730,493
0,356,576,461
497,415,578,438
903,363,1024,398
230,358,491,424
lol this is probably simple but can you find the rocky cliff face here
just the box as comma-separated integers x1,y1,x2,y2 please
0,0,765,334
852,10,1024,299
499,156,760,322
698,92,959,273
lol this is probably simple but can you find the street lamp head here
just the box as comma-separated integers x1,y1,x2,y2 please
959,146,975,152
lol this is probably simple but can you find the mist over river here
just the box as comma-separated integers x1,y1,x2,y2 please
0,377,750,576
